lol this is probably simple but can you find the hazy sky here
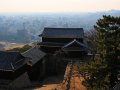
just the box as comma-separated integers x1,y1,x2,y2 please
0,0,120,12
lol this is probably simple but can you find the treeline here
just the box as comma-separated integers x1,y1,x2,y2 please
80,15,120,90
7,45,32,53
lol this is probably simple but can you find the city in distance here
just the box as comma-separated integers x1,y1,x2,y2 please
0,10,120,50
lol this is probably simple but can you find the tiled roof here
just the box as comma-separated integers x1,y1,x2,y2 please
22,47,46,65
63,39,88,48
39,28,84,38
62,39,88,51
0,51,26,72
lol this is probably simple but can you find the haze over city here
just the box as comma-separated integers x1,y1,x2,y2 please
0,0,120,12
0,0,120,90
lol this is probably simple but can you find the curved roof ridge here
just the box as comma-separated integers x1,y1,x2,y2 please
63,39,87,48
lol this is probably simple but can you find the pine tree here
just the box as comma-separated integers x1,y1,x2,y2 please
94,15,120,87
80,15,120,89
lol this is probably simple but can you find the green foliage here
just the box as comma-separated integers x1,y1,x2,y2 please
80,15,120,89
94,15,120,59
7,45,32,53
80,58,109,90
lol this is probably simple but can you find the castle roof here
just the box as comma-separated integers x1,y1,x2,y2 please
39,28,84,38
0,51,26,72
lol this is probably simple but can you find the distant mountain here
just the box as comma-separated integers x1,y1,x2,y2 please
0,10,119,43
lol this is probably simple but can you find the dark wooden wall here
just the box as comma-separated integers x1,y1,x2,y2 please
27,59,46,81
42,38,83,43
40,46,61,53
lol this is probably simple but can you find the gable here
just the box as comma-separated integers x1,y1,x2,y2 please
62,39,88,51
63,39,87,48
22,47,46,65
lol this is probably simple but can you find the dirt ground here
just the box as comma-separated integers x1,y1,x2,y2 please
69,76,87,90
69,66,87,90
28,75,63,90
25,63,87,90
56,63,87,90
